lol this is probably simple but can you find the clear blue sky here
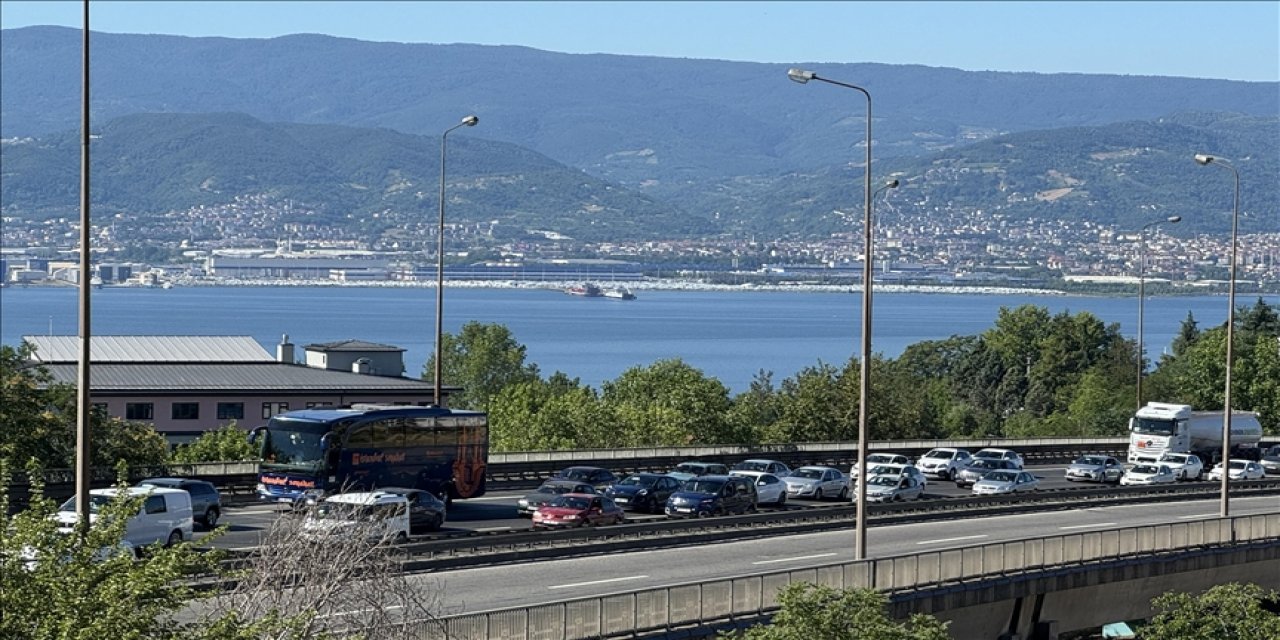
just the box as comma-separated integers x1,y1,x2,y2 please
2,1,1277,82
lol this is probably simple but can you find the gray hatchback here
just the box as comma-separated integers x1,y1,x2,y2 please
139,477,223,529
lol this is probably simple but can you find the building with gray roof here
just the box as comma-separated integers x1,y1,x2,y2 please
23,334,455,444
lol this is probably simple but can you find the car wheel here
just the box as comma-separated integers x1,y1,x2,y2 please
777,492,787,507
203,507,220,529
165,530,183,547
838,486,849,500
431,514,444,531
648,497,660,514
394,532,408,544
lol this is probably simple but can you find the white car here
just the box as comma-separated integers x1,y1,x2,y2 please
1157,453,1204,480
916,448,972,480
730,459,792,477
1206,460,1266,482
863,474,925,503
855,463,927,489
972,470,1039,495
303,491,411,543
55,487,193,550
784,466,849,500
1120,463,1177,486
729,470,788,506
972,448,1025,469
851,452,912,478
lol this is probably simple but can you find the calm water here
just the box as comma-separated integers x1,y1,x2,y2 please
2,286,1273,393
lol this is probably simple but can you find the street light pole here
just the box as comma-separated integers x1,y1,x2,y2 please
433,114,479,407
75,0,93,535
1194,153,1239,518
788,68,877,560
1135,215,1181,410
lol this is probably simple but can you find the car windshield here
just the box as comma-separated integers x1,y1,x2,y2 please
922,450,951,459
684,479,726,494
975,450,1005,460
1160,454,1188,464
536,483,577,494
58,494,113,513
675,463,708,474
617,475,656,487
1229,461,1246,469
867,476,899,487
984,471,1017,483
868,465,901,476
866,454,897,464
560,469,596,481
1076,456,1107,466
548,496,591,510
791,469,824,479
1132,465,1160,474
970,460,999,470
734,461,769,472
314,502,400,520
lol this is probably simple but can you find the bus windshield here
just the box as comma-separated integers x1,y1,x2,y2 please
259,417,330,473
1131,418,1176,436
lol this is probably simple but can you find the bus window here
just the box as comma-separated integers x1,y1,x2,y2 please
406,418,436,447
346,424,373,447
435,427,460,447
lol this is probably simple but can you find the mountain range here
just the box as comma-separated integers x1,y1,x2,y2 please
1,26,1276,239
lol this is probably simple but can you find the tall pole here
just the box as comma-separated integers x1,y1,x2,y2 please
1135,216,1180,410
788,68,874,560
75,0,92,535
433,115,478,407
1194,154,1238,518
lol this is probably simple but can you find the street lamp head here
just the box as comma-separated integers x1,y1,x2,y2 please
885,178,900,189
461,115,479,127
787,68,816,84
1167,215,1181,224
1194,153,1214,165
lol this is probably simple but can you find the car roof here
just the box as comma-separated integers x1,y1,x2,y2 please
91,486,185,497
562,466,607,471
558,493,600,500
323,491,406,505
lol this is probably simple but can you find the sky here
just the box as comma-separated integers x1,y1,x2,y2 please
1,1,1277,82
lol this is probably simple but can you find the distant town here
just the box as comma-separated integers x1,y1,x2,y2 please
2,193,1277,292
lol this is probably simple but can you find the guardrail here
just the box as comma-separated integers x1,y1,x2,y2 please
425,513,1280,639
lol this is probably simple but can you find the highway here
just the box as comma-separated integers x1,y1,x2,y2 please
198,463,1227,551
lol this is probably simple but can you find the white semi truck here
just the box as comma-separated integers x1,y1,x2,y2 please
1128,402,1263,464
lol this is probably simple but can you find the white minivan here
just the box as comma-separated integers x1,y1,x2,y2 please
56,486,194,549
302,491,411,543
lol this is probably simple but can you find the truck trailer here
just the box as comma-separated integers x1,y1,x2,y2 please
1127,402,1262,464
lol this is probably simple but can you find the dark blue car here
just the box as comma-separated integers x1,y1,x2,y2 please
664,475,756,518
605,473,682,513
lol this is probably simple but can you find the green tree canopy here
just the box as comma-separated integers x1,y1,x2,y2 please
1139,583,1279,640
423,321,540,412
170,423,258,463
601,359,733,446
736,583,949,640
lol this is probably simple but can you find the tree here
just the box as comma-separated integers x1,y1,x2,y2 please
422,322,540,413
171,423,259,463
488,374,610,450
0,463,304,640
601,359,734,446
736,583,949,640
1139,583,1279,640
763,362,850,443
1169,311,1200,359
724,370,778,446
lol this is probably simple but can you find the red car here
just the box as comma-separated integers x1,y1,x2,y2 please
531,493,626,529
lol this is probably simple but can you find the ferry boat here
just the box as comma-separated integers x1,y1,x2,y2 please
603,286,636,300
565,283,603,297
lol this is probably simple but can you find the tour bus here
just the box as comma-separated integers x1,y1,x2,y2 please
251,404,488,505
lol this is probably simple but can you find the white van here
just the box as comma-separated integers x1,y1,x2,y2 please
302,491,410,543
56,486,194,549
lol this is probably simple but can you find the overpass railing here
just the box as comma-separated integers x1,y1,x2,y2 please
428,513,1280,640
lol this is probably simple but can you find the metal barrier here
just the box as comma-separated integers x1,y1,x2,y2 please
427,513,1280,639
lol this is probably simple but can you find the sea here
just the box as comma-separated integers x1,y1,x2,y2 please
2,285,1274,394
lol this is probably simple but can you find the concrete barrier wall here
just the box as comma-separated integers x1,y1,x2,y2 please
431,513,1280,640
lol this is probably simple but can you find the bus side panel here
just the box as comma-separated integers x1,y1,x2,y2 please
452,420,489,499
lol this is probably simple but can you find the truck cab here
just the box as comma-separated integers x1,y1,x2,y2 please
1128,402,1191,463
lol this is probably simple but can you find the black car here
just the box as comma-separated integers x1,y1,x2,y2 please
552,466,618,490
517,480,599,516
378,486,446,533
139,477,222,529
664,475,757,518
605,473,683,513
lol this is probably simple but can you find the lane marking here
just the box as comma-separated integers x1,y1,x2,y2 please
916,534,988,545
474,526,512,532
753,553,838,565
549,575,648,590
465,495,521,502
1059,522,1117,530
1177,513,1218,520
231,509,276,515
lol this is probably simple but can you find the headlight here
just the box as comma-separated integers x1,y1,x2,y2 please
256,483,267,493
637,489,648,496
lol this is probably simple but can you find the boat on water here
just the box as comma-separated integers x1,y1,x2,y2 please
565,283,603,297
603,286,636,300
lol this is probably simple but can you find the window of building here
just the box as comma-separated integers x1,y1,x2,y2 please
217,402,245,420
126,403,154,420
262,402,290,419
305,401,334,409
172,403,200,420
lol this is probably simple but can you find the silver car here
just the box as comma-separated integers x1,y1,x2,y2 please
784,466,849,500
862,474,925,503
1065,455,1124,483
972,470,1039,495
954,458,1020,488
1261,445,1280,475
